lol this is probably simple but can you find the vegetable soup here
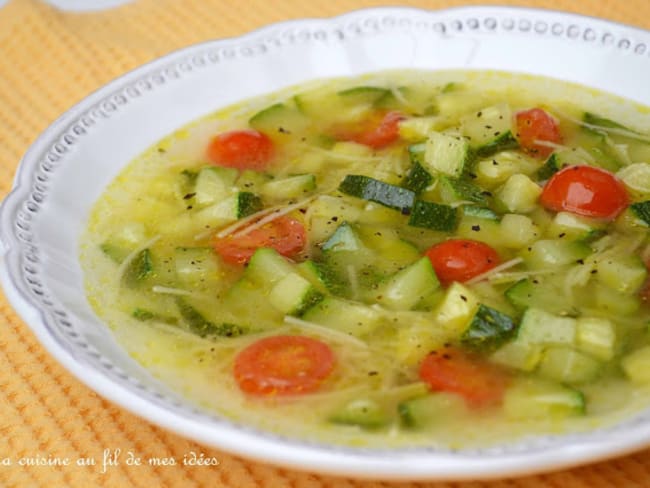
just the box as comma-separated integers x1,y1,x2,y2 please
81,70,650,448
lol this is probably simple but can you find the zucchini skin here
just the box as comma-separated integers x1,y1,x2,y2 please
338,175,416,214
407,200,458,231
461,304,518,351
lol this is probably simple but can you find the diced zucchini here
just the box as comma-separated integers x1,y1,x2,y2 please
302,297,383,336
592,284,641,316
537,346,602,384
249,101,310,136
521,239,592,269
338,175,415,214
490,339,543,372
437,176,488,206
407,200,457,231
321,221,365,252
461,304,517,351
433,283,480,337
329,398,389,429
337,85,391,105
398,393,467,429
496,173,542,213
121,248,153,287
536,153,561,180
260,174,316,200
455,216,502,248
576,316,616,361
505,277,577,317
546,211,605,240
462,205,499,220
630,200,650,225
498,214,540,249
174,247,221,285
244,247,295,288
617,163,650,198
517,307,576,345
583,111,632,131
595,254,647,293
307,195,362,243
402,143,432,194
474,150,541,188
372,257,440,310
193,192,263,229
395,315,449,366
100,222,148,263
423,131,472,178
461,104,511,145
398,116,443,142
175,297,245,337
503,378,585,419
268,272,324,316
193,166,238,207
296,260,331,294
622,346,650,383
221,278,284,330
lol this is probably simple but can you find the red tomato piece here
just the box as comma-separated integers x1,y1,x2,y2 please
213,216,306,265
515,108,562,158
344,111,405,149
540,165,629,220
425,239,500,286
233,335,336,396
419,347,510,408
206,129,274,170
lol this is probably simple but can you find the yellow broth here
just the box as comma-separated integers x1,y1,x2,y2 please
81,70,650,448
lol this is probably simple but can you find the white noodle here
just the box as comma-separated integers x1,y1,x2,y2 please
151,285,192,296
465,257,524,285
283,316,368,348
116,234,161,283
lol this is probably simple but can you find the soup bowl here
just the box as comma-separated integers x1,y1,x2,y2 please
2,6,650,481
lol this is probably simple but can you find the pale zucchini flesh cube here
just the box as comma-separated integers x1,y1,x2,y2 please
498,214,540,248
433,282,480,337
517,307,577,345
423,132,470,178
374,257,440,311
503,378,585,419
537,346,602,384
302,297,383,337
496,173,542,213
576,316,617,361
622,346,650,383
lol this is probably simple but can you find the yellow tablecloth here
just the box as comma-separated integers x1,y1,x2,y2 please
2,0,650,486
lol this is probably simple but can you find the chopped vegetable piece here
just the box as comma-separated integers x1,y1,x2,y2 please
540,165,629,220
425,239,500,286
213,216,306,265
233,335,335,395
338,175,416,214
515,108,562,158
206,129,274,170
347,111,405,149
408,200,457,231
419,346,510,408
461,304,517,351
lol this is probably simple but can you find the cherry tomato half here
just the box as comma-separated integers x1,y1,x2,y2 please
206,129,274,170
515,108,562,158
341,111,405,149
213,216,306,265
425,239,500,286
419,347,510,408
540,165,629,220
233,335,336,396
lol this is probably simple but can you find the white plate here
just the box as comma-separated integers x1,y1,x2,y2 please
2,6,650,481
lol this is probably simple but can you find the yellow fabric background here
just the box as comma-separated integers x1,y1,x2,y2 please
1,0,650,486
